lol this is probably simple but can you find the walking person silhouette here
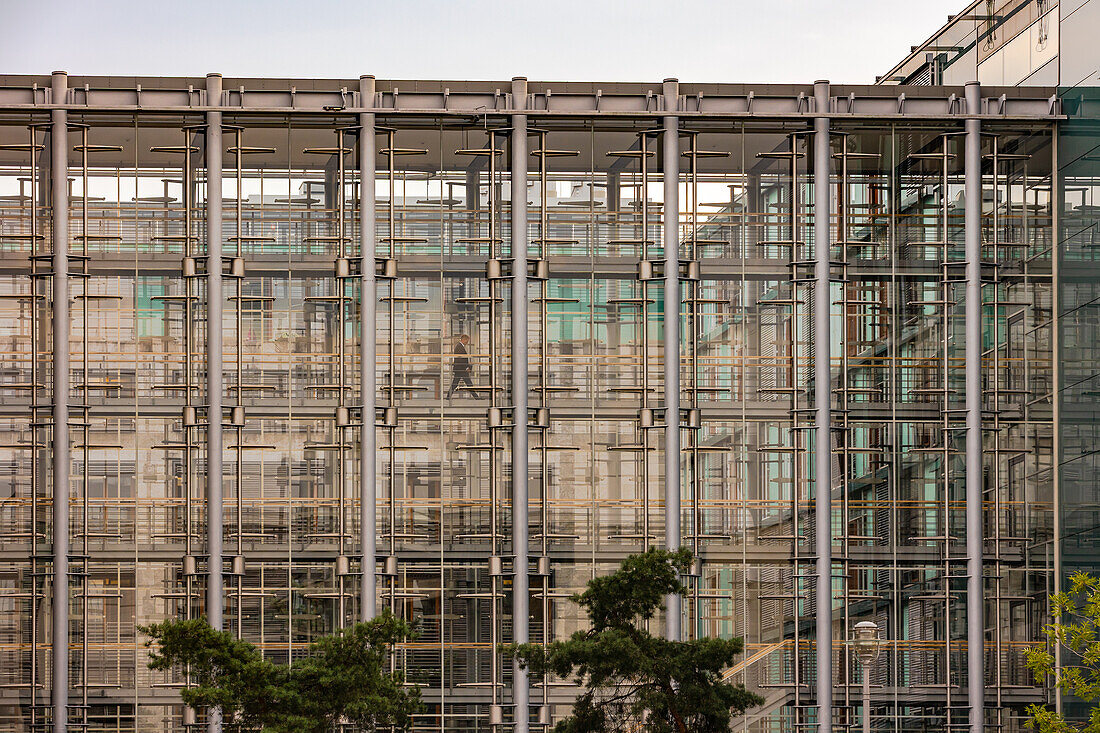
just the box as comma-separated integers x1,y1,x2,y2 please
447,333,479,399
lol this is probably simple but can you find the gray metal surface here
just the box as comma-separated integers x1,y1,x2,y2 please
204,72,224,733
964,79,985,733
0,75,1062,120
662,78,681,642
813,79,833,733
50,69,69,733
359,74,377,622
510,75,530,733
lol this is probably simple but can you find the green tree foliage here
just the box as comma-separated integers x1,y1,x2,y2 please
1026,572,1100,732
511,547,763,733
141,611,419,732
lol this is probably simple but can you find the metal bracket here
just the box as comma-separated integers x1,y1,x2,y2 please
486,257,513,280
335,256,362,279
335,406,357,427
640,407,700,429
376,406,398,427
527,257,549,280
529,407,550,429
638,259,661,280
182,256,203,278
639,259,697,281
225,405,245,427
375,257,397,279
222,255,244,278
680,259,700,281
488,406,514,430
488,555,508,576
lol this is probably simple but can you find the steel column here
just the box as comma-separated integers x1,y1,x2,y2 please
205,72,224,733
813,78,833,733
1051,124,1062,716
510,75,530,733
50,69,69,733
359,74,377,621
662,78,681,641
964,79,985,733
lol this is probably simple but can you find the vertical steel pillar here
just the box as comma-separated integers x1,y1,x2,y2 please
964,79,985,733
1051,126,1063,716
50,69,69,733
662,78,681,641
813,79,833,733
359,75,378,621
510,75,530,733
205,72,224,733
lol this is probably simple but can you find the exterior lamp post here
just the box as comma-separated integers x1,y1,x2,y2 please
853,621,882,733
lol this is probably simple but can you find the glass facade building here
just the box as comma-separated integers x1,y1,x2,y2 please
0,73,1073,731
879,0,1100,90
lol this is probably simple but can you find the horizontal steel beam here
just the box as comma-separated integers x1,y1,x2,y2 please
0,74,1063,118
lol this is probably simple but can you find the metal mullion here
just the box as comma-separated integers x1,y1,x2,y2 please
234,129,245,639
989,137,1004,715
335,126,348,625
938,132,954,724
284,121,294,668
79,123,91,727
435,122,446,721
837,141,853,723
685,130,702,641
359,75,377,622
184,128,195,626
535,129,552,722
28,120,43,731
487,126,501,722
386,129,398,620
889,124,902,733
787,135,804,716
1049,123,1063,718
662,80,682,645
640,130,651,551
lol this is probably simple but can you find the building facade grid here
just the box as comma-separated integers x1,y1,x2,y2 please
0,73,1067,732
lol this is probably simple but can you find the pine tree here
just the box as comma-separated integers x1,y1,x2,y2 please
141,610,419,732
512,547,763,733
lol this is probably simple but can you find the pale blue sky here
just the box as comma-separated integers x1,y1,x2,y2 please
1,0,960,83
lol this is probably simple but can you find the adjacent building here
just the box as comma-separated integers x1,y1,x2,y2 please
879,0,1099,88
